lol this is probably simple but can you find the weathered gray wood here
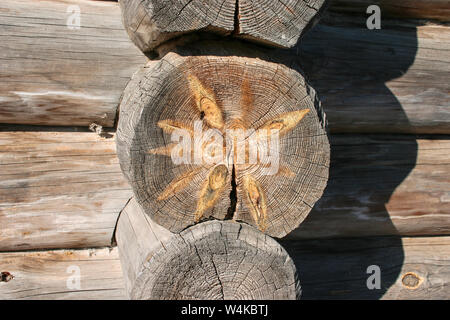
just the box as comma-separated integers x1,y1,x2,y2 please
297,21,450,134
1,236,448,300
0,0,447,133
330,0,450,21
0,132,447,252
0,247,126,300
0,130,133,251
115,198,173,295
119,0,327,53
116,42,330,238
288,135,450,239
0,0,146,127
116,198,301,300
283,235,450,299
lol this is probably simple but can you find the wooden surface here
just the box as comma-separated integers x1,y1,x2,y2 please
0,1,447,134
1,133,448,252
330,0,450,21
115,198,172,296
0,247,126,300
116,44,330,238
0,0,447,301
288,135,450,239
297,22,450,134
283,235,450,299
0,130,133,251
1,236,448,299
116,199,300,300
119,0,327,52
0,0,146,127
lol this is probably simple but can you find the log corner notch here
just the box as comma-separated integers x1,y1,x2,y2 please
119,0,328,54
116,198,301,300
116,41,330,239
115,0,329,301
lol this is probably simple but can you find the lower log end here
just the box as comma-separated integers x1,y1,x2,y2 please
116,199,300,300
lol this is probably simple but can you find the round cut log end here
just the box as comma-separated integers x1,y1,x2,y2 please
131,220,301,300
116,45,330,238
119,0,328,53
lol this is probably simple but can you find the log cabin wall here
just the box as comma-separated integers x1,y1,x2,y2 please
0,0,449,299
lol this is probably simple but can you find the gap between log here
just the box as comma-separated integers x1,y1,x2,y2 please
225,164,238,220
233,0,240,35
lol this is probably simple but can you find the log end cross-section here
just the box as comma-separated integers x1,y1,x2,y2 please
115,199,301,300
138,221,301,300
116,45,330,238
119,0,328,53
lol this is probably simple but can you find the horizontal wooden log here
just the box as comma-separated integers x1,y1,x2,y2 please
283,235,450,299
116,199,301,299
0,247,126,300
288,135,450,239
0,0,447,134
297,22,450,134
0,130,133,251
0,132,448,251
0,0,146,127
1,236,448,299
330,0,450,21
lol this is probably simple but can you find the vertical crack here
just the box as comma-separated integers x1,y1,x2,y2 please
210,255,225,299
225,164,237,220
233,0,240,35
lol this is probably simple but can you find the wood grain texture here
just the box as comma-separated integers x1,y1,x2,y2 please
297,22,450,134
115,198,173,296
0,132,447,251
0,1,447,134
116,42,330,238
151,20,450,135
0,247,126,300
330,0,450,22
1,236,448,300
119,0,327,53
0,130,133,251
0,0,146,127
283,235,450,299
116,198,301,300
288,135,450,240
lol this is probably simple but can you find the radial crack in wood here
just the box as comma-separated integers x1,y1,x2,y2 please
157,119,195,135
188,74,225,130
116,41,330,237
116,199,301,300
157,168,202,201
195,165,229,221
119,0,328,53
242,174,268,231
259,109,311,138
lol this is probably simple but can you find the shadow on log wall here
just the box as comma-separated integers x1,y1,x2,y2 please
282,18,419,299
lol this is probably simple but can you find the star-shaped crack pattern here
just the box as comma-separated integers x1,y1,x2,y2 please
148,73,310,232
